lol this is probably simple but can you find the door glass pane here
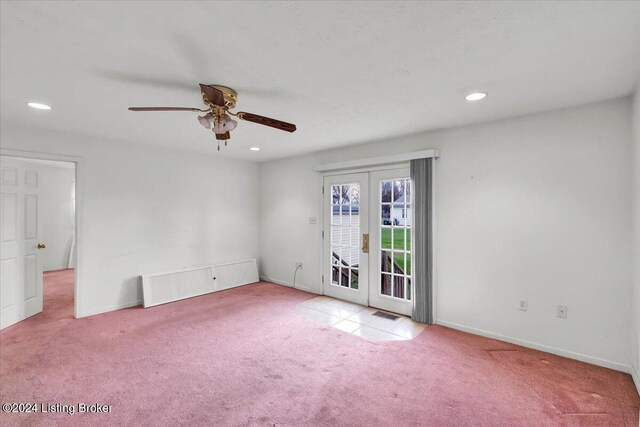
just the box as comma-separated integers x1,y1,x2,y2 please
392,275,404,299
393,180,405,202
341,267,349,287
381,205,390,225
351,269,359,290
341,185,349,204
351,205,359,225
378,178,412,301
381,251,392,273
330,183,360,290
381,181,391,203
393,274,404,298
393,252,404,274
331,205,340,224
332,265,340,285
381,273,391,296
381,227,392,250
332,186,340,205
342,246,358,268
392,227,404,250
350,185,360,204
331,246,340,265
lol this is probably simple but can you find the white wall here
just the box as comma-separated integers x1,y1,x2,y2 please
632,91,640,390
7,160,76,271
259,98,633,371
1,125,260,317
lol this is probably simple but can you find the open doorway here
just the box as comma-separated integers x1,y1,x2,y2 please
0,156,77,328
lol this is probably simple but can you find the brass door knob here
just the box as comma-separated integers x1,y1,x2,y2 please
37,243,46,249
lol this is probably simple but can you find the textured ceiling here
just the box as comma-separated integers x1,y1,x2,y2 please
1,1,639,161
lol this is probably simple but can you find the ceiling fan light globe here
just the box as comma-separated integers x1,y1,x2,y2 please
226,119,238,131
205,113,215,127
213,120,225,133
197,115,212,129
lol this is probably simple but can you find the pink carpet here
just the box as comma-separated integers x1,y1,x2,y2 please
1,269,638,426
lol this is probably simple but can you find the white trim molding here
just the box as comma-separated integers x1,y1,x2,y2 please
437,319,631,374
632,366,640,396
313,149,439,173
78,299,142,318
260,276,322,295
0,148,85,320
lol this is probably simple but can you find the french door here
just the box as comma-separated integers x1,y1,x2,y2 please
323,168,412,315
322,173,369,306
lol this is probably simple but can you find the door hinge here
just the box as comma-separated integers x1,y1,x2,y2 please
322,275,324,283
322,230,324,239
322,186,324,194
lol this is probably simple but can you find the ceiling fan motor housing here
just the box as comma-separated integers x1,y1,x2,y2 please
207,85,238,109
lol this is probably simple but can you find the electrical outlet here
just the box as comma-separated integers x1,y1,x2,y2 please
296,262,303,270
519,300,527,311
557,305,567,319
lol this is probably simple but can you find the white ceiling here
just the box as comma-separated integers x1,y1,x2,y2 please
1,2,639,162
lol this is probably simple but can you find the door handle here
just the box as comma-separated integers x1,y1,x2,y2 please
362,234,369,254
37,243,46,249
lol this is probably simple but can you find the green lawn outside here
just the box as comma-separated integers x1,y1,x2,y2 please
380,227,411,274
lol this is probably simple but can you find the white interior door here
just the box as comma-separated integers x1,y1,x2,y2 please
323,173,369,306
368,168,413,316
1,157,44,329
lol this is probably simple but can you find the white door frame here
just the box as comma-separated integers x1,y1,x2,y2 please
320,163,416,315
0,149,84,319
321,162,436,319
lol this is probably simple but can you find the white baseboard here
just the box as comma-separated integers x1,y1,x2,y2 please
260,276,321,295
632,366,640,397
77,299,142,318
78,276,270,318
437,319,631,374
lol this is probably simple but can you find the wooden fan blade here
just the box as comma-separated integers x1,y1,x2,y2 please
236,112,296,133
215,132,230,140
199,84,225,107
128,107,205,112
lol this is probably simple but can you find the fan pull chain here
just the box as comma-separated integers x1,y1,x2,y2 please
217,141,220,151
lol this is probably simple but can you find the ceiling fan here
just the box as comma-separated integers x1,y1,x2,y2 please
129,84,296,150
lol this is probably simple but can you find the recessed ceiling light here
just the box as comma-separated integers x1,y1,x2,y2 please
465,92,487,102
249,147,260,151
27,102,52,110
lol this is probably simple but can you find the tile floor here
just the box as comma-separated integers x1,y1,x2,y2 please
295,296,426,341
